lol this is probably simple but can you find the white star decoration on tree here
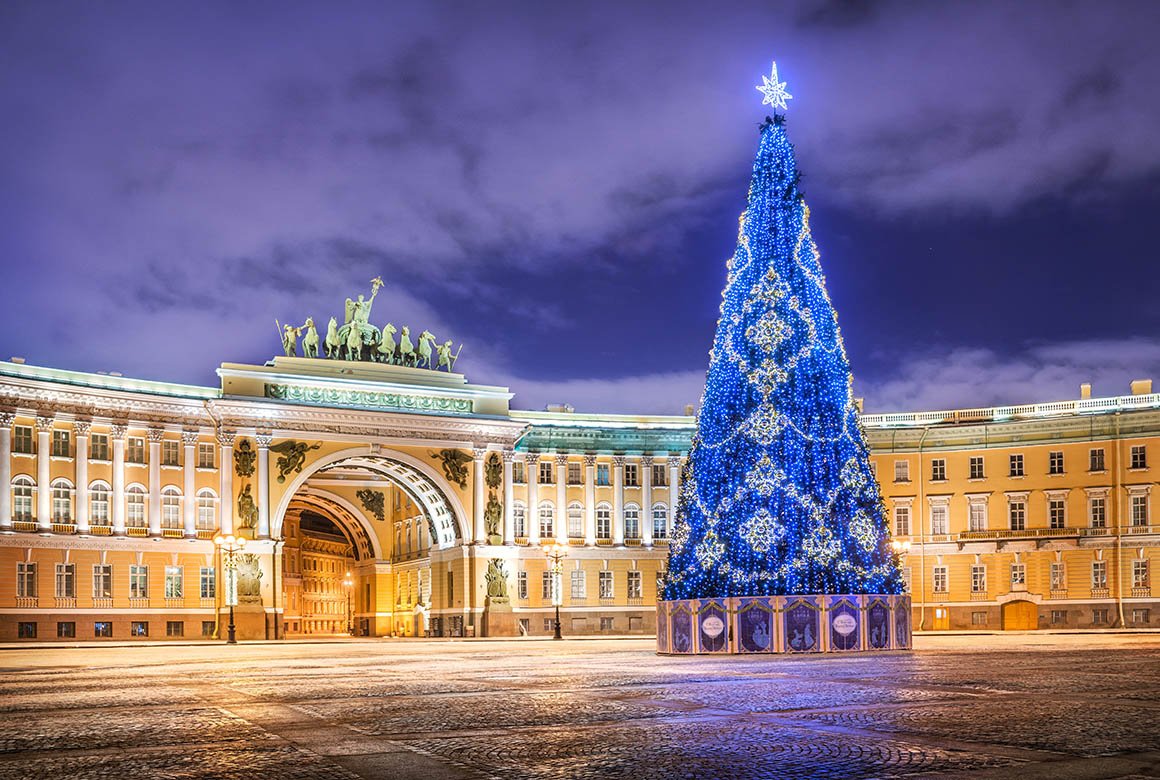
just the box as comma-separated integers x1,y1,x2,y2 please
756,61,793,110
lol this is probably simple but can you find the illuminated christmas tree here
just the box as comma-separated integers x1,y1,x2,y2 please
664,76,903,601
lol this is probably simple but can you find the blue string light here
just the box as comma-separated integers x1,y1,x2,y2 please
663,115,905,600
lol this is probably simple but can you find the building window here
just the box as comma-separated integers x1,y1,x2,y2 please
1130,445,1147,470
599,570,614,599
902,567,912,592
969,456,985,480
968,501,986,532
1091,560,1108,590
1010,563,1026,589
55,563,76,598
930,504,948,535
538,502,554,538
166,621,184,637
538,460,553,484
894,460,909,482
90,483,110,525
1133,560,1150,589
164,566,183,599
1130,495,1148,527
970,565,986,593
127,437,145,464
652,504,668,539
933,566,948,593
930,459,946,481
624,463,638,487
12,476,34,521
1049,498,1066,529
200,567,216,599
130,621,149,637
567,503,583,538
202,621,215,637
1092,609,1109,625
1050,562,1065,591
57,621,76,638
624,504,640,539
595,464,610,486
894,506,910,536
1090,448,1105,472
196,489,216,530
161,440,180,466
1051,610,1067,625
541,571,553,601
94,621,112,638
93,564,112,599
628,570,642,599
1089,496,1107,528
1009,500,1025,531
51,480,72,522
570,570,586,599
129,565,149,599
596,504,611,540
512,503,526,538
970,612,988,627
652,464,667,487
1043,451,1063,476
18,622,36,639
126,486,146,527
1009,454,1024,477
517,571,528,600
567,462,582,485
512,462,525,484
1132,609,1151,624
161,487,182,529
600,617,614,631
51,429,70,457
90,434,109,461
197,442,215,469
17,562,37,598
13,425,34,454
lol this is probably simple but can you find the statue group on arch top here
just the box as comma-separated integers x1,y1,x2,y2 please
276,277,463,371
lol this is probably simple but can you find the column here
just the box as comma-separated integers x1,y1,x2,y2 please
111,424,127,536
641,455,654,547
74,420,91,534
256,432,272,539
526,453,540,545
612,455,625,546
36,415,52,531
668,455,680,537
472,447,487,544
0,411,13,530
182,430,198,538
218,430,236,534
147,428,164,537
502,450,515,545
555,453,568,545
583,454,596,546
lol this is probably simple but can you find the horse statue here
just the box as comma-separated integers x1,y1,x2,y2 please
301,317,319,358
398,326,415,366
344,317,363,360
324,317,340,358
375,323,397,364
416,330,436,369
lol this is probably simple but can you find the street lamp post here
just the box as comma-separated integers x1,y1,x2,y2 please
343,570,354,635
542,543,566,640
213,534,247,644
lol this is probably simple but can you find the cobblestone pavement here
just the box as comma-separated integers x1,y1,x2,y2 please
0,634,1158,779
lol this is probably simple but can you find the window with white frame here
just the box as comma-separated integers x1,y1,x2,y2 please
197,442,215,469
1049,451,1064,475
623,504,640,539
1130,494,1149,527
1010,563,1026,589
1089,447,1105,472
596,504,611,540
599,570,614,599
51,429,70,457
538,502,554,538
652,504,668,539
902,567,912,592
517,571,528,599
55,563,75,598
198,567,214,600
933,565,948,593
538,460,553,484
13,476,34,521
126,486,146,527
541,571,553,601
129,564,148,599
567,502,583,538
93,564,112,599
1048,496,1067,529
196,489,216,530
894,460,910,482
627,570,642,599
16,562,36,597
652,464,667,487
127,437,145,464
512,461,525,484
595,464,610,486
13,425,34,454
161,440,179,466
894,505,910,536
967,499,987,532
512,502,526,538
970,564,986,593
164,566,183,599
1009,454,1024,477
570,569,586,599
969,456,984,479
1008,499,1026,531
161,487,182,529
567,462,582,485
51,479,72,522
624,464,639,487
1089,494,1107,528
90,433,109,461
90,483,110,525
930,502,948,535
1133,559,1150,589
1130,445,1147,470
930,459,946,481
1050,562,1065,591
1091,560,1108,589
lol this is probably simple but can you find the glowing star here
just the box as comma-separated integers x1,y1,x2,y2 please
756,61,793,111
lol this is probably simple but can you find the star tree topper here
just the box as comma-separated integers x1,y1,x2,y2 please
756,61,793,110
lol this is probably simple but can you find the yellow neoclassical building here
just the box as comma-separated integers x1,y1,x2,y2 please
0,352,1155,640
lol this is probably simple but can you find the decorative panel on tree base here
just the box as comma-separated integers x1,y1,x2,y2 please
657,595,911,655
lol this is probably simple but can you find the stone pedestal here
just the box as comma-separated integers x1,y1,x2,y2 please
232,603,269,641
482,598,519,637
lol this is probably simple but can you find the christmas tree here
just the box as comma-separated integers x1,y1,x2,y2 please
664,91,904,601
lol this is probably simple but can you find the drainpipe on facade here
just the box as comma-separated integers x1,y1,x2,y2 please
1114,412,1125,628
916,426,930,631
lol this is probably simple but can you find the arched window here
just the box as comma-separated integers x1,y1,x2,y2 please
539,501,554,538
161,487,182,529
126,485,147,527
624,503,640,539
89,481,111,526
51,478,73,522
196,489,217,530
596,502,612,540
567,501,584,538
512,501,527,539
12,476,34,522
652,503,668,539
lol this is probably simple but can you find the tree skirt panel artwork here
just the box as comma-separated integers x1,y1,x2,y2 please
696,600,730,653
736,597,776,653
784,597,821,653
827,597,861,652
867,597,891,650
669,602,695,654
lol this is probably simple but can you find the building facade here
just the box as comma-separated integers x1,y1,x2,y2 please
0,356,1155,640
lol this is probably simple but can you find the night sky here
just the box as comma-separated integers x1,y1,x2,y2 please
2,1,1159,414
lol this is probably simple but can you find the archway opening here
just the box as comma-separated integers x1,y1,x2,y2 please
1001,600,1039,631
